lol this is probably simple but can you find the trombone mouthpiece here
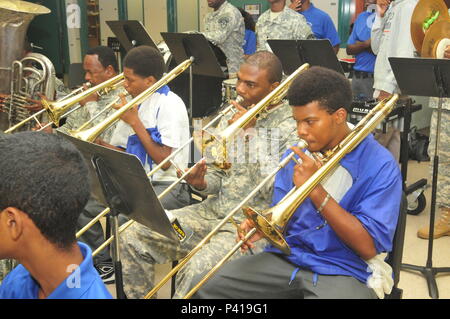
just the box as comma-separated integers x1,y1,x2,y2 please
235,96,244,104
297,139,308,149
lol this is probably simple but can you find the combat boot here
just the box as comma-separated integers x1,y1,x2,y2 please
417,207,450,239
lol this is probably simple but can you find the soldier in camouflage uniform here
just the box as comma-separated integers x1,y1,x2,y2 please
417,97,450,239
256,0,314,52
203,0,245,76
119,51,300,299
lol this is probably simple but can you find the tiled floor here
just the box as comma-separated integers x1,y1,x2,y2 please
398,160,450,299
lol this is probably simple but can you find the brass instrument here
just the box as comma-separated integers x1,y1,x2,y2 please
4,75,125,133
75,95,242,240
83,64,310,256
202,63,310,169
70,58,194,142
182,94,400,299
143,94,399,299
0,1,50,131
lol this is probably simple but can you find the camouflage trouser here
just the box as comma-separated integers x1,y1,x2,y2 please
428,109,450,208
120,201,265,299
0,259,18,284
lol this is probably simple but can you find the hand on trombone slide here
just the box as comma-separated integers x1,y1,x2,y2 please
227,100,257,130
290,146,323,188
112,93,139,126
237,217,263,253
175,157,208,191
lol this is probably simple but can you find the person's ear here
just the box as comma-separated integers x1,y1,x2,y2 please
270,81,280,91
333,107,348,124
145,75,157,87
105,65,115,77
1,207,24,241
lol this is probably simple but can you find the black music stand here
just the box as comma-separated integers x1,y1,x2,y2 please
267,39,344,75
161,32,227,120
389,57,450,299
58,133,180,299
106,20,159,52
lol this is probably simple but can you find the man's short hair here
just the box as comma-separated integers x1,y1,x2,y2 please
0,132,90,250
123,46,166,80
86,46,119,73
242,51,283,84
287,66,352,113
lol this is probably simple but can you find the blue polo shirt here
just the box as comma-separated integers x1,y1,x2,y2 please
265,134,402,283
0,242,112,299
243,29,257,55
299,3,340,47
347,11,376,73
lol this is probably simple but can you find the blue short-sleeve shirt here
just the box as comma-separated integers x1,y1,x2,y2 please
299,3,340,47
347,11,376,72
0,242,113,299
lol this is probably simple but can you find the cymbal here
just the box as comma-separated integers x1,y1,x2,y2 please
410,0,449,52
421,19,450,57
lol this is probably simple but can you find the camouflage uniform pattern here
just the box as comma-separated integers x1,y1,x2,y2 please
256,6,314,52
203,1,245,75
428,97,450,208
120,100,299,298
56,86,127,143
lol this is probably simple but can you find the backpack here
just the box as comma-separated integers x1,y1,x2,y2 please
408,126,430,162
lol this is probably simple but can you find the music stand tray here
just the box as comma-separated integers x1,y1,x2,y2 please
268,39,344,75
389,57,450,299
106,20,159,52
161,32,226,78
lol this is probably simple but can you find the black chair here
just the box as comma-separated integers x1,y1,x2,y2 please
385,192,408,299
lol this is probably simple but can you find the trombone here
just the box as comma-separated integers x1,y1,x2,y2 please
202,63,310,169
145,94,400,299
81,63,311,257
4,74,124,133
75,95,241,240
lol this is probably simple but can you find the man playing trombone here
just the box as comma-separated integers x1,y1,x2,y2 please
120,51,300,299
190,67,403,299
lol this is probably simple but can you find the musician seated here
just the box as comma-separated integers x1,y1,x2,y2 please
98,45,192,210
0,132,112,299
190,66,403,299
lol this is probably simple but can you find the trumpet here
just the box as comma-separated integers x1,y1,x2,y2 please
144,94,400,299
4,76,125,133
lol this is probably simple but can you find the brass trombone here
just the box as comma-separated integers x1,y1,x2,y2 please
202,63,310,169
83,63,311,257
183,94,400,298
144,94,400,299
4,74,124,133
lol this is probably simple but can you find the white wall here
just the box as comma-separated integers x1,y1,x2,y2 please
143,0,168,44
99,0,119,46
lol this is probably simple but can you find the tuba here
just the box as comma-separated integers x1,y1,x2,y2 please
0,0,51,130
7,52,56,131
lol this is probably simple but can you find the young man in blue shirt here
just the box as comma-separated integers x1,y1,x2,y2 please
190,66,403,299
289,0,341,54
0,132,112,299
346,0,377,101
